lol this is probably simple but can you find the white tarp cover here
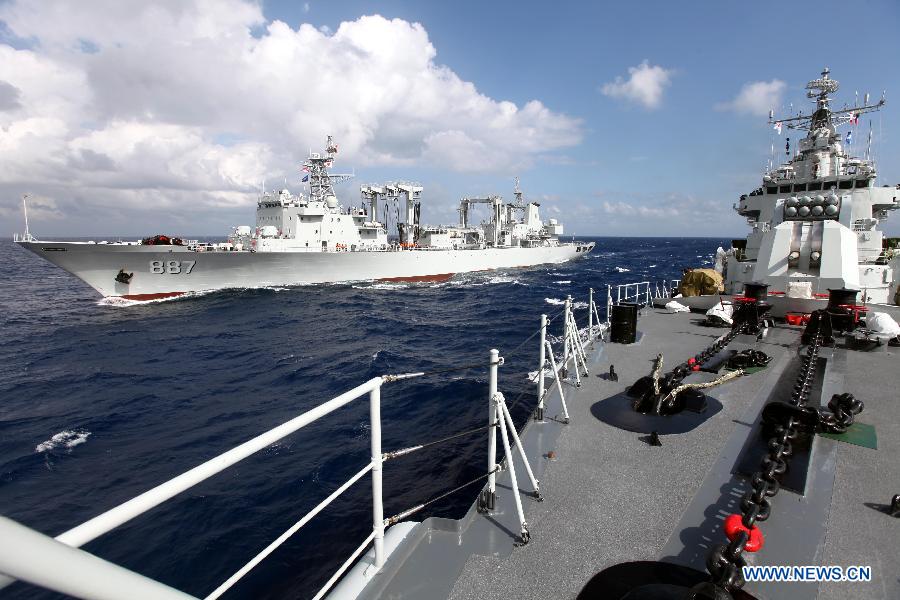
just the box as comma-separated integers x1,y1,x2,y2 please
665,300,690,313
867,312,900,337
705,301,734,325
786,280,813,299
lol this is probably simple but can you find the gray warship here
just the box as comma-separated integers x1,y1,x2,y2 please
1,69,898,600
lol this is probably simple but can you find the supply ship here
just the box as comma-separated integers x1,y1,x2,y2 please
13,137,593,300
2,70,898,600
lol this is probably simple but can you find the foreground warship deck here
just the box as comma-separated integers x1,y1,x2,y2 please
351,307,899,600
1,288,897,600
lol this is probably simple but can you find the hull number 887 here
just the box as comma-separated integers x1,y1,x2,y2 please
149,260,196,274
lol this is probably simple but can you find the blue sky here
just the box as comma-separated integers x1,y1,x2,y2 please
1,0,898,236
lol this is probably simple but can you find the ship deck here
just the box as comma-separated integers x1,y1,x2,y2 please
352,308,899,600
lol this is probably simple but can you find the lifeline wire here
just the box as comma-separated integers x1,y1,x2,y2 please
385,467,500,526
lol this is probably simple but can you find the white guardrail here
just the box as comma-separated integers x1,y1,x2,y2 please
0,289,608,600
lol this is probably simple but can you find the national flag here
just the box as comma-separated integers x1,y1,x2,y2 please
850,113,859,126
302,174,309,182
845,131,852,145
773,121,782,135
302,165,310,172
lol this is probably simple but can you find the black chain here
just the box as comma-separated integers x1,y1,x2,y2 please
819,392,864,434
630,323,748,415
695,320,824,597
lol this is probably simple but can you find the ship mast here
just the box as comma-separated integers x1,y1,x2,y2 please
302,136,353,204
770,68,884,134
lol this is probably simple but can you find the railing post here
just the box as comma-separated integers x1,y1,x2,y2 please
369,384,385,570
588,288,594,334
484,349,499,510
606,285,612,325
562,296,572,379
536,314,547,421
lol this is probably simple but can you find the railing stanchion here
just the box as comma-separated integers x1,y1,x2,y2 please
588,288,594,335
369,384,385,570
606,285,612,325
562,296,571,379
536,315,547,421
485,349,499,510
545,340,570,423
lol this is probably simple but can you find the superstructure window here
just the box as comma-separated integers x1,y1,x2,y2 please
839,180,853,189
766,186,777,194
855,179,869,188
808,182,823,191
794,183,807,192
778,185,791,193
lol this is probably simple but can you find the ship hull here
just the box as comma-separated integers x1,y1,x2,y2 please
17,241,594,299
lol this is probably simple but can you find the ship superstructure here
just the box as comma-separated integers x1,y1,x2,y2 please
725,69,900,304
15,137,593,300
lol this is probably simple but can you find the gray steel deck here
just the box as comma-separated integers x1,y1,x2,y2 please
355,309,899,600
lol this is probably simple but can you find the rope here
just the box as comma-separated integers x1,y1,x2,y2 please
383,424,496,460
662,369,745,404
382,361,500,382
384,467,500,526
651,354,664,396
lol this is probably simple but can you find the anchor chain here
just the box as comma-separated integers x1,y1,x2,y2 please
692,320,825,598
819,392,864,434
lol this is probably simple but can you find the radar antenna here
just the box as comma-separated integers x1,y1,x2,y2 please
770,68,885,132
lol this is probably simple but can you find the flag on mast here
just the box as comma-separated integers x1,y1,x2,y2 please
773,121,782,135
845,131,852,146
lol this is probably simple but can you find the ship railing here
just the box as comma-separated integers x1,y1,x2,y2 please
604,282,651,324
0,290,607,600
652,279,681,299
0,374,401,600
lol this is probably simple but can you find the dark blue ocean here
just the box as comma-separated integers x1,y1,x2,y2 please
0,237,725,599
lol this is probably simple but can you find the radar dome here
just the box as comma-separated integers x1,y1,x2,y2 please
326,195,338,209
785,206,798,217
798,206,811,217
811,205,824,216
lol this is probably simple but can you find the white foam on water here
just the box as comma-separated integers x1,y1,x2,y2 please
526,368,555,382
353,283,410,290
35,430,91,454
544,298,588,309
554,280,572,284
615,266,631,273
648,264,658,268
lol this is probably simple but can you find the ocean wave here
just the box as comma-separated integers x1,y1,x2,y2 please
451,274,525,288
614,267,630,273
544,298,589,309
35,429,91,454
353,283,410,290
554,280,572,284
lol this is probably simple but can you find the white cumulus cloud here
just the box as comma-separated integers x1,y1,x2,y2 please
0,0,581,233
715,79,786,117
600,60,673,109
